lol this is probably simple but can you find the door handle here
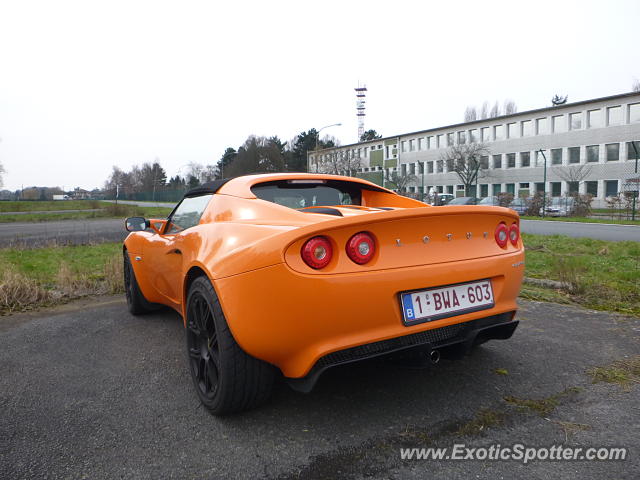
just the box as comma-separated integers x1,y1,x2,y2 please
168,248,182,255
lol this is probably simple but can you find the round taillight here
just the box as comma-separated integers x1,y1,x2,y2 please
509,223,519,246
495,223,508,248
346,232,376,265
301,236,333,269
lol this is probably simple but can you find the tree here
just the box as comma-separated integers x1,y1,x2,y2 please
201,164,217,183
503,99,517,115
439,142,491,196
137,161,167,197
289,129,318,172
359,129,382,142
104,166,128,198
187,175,200,189
464,106,477,122
0,161,5,188
632,78,640,93
553,164,593,183
384,170,416,193
316,149,362,176
184,162,204,183
480,101,489,119
167,175,186,191
225,136,286,177
217,147,237,178
489,101,501,118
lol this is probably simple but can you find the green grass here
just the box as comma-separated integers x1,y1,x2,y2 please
521,216,640,226
523,234,640,315
0,243,122,286
0,200,102,212
0,203,171,223
1,233,638,316
504,387,582,417
588,356,640,389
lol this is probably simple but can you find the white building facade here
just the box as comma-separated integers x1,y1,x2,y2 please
309,92,640,207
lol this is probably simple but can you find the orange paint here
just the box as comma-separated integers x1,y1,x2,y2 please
124,173,524,378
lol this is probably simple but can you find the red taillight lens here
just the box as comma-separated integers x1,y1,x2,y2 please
495,223,508,248
509,223,519,246
346,232,376,264
301,236,333,269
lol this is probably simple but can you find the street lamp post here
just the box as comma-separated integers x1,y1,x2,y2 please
631,141,639,221
421,161,425,202
309,123,342,172
537,149,548,218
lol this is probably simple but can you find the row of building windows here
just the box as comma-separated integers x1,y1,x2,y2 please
408,180,621,198
310,102,640,164
360,141,639,175
396,103,640,152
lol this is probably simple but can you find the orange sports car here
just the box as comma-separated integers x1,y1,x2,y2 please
123,173,524,415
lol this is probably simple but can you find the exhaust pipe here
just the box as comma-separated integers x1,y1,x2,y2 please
429,349,440,364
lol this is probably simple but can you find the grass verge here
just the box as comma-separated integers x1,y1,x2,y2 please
1,233,638,315
0,243,123,314
0,202,172,223
0,200,103,212
520,215,640,226
523,234,640,316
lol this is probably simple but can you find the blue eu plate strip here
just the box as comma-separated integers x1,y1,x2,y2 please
402,294,415,321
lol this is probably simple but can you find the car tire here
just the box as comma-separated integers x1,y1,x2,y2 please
185,275,274,415
123,251,156,315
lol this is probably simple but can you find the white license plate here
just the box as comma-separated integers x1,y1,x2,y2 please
400,280,494,325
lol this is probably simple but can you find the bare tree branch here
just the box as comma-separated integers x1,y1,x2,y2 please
439,142,491,196
489,101,501,118
503,99,517,115
384,170,416,193
317,149,362,176
553,164,593,183
480,101,489,119
464,106,477,122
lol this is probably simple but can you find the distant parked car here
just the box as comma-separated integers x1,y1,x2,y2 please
544,197,576,217
448,196,479,205
427,193,454,205
508,197,529,215
478,196,499,206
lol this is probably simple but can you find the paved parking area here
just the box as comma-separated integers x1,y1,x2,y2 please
0,298,638,479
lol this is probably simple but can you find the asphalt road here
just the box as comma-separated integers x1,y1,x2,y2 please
0,298,638,479
520,219,640,241
0,209,105,216
103,199,176,208
0,219,125,247
1,214,638,248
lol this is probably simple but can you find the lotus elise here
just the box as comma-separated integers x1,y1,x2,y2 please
123,173,524,414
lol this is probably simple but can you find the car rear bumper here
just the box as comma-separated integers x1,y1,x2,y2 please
287,312,518,392
214,250,524,378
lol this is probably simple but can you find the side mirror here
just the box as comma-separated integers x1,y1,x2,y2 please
125,217,148,232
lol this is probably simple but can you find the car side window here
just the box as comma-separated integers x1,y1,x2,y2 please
166,194,213,234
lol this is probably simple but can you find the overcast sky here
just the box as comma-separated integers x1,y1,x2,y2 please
0,0,638,191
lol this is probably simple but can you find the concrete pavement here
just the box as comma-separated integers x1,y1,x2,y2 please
0,298,637,479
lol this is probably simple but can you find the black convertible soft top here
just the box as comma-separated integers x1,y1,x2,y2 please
184,176,390,199
184,179,232,198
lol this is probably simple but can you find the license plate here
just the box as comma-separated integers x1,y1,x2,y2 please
400,279,494,326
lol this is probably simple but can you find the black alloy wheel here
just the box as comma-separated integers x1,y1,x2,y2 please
186,291,220,399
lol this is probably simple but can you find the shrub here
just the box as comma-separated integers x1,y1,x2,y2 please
103,254,124,294
497,192,514,207
0,269,51,313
